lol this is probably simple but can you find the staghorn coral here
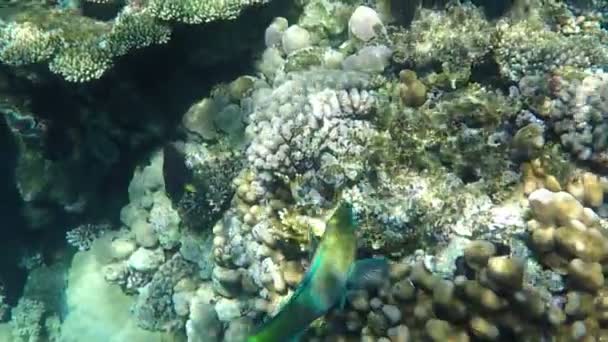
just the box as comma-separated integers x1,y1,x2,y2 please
0,21,60,66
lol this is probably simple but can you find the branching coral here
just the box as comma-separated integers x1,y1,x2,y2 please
0,6,170,82
147,0,272,24
66,223,111,251
245,70,379,195
494,15,608,81
518,69,608,170
0,0,270,81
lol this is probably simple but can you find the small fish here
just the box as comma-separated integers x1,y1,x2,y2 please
247,202,388,342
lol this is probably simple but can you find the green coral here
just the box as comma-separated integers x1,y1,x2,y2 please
297,0,352,43
391,4,492,86
494,15,608,81
283,47,324,72
147,0,272,24
380,82,520,195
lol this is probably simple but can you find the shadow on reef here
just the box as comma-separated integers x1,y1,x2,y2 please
0,116,28,306
0,0,298,306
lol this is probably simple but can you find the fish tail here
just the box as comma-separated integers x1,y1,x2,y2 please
247,288,322,342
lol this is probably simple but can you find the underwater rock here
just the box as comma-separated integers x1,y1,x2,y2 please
61,250,166,341
343,45,392,73
382,304,402,325
127,247,165,272
223,317,255,342
186,298,221,342
281,25,311,54
348,290,371,312
215,298,243,323
469,316,499,340
392,280,416,302
387,324,411,342
265,17,289,48
132,220,159,248
349,6,385,42
110,238,137,260
212,266,242,298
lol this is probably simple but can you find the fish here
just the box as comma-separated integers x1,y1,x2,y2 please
247,202,389,342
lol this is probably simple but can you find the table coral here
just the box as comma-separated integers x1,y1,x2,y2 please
0,0,273,81
147,0,272,24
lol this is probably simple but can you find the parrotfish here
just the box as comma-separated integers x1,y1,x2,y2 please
247,202,388,342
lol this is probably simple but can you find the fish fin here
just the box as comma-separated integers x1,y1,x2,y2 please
338,291,348,311
307,224,319,261
346,258,389,290
285,251,322,309
290,329,307,342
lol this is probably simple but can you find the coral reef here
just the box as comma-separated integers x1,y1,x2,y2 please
5,0,608,341
147,0,272,24
391,3,493,87
9,298,47,342
0,5,171,82
383,80,520,195
245,70,379,193
494,15,608,82
66,222,111,251
0,0,274,82
518,69,608,171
